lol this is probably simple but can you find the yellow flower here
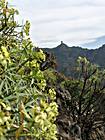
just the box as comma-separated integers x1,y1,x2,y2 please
41,112,47,120
2,59,7,66
1,46,7,52
1,46,9,58
7,58,11,63
4,51,9,58
35,115,41,123
0,53,4,60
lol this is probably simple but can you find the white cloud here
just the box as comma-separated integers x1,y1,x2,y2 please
8,0,105,48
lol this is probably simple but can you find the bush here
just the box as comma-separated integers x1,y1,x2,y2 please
0,0,58,139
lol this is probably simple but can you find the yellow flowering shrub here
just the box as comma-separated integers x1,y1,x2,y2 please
0,0,58,139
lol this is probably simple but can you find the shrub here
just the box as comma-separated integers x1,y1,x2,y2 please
0,0,58,139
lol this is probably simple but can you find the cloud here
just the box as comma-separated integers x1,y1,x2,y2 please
81,35,105,49
8,0,105,48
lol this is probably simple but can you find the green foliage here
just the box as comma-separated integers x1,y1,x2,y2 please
43,69,57,86
0,0,58,139
43,42,105,78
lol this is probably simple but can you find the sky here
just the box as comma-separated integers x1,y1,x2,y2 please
8,0,105,48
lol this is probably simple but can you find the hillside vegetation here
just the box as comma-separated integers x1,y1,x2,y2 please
43,41,105,77
44,57,105,140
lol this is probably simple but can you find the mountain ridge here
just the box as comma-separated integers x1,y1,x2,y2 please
42,41,105,77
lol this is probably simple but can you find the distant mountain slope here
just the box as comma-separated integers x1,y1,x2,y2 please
42,41,105,77
82,35,105,49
